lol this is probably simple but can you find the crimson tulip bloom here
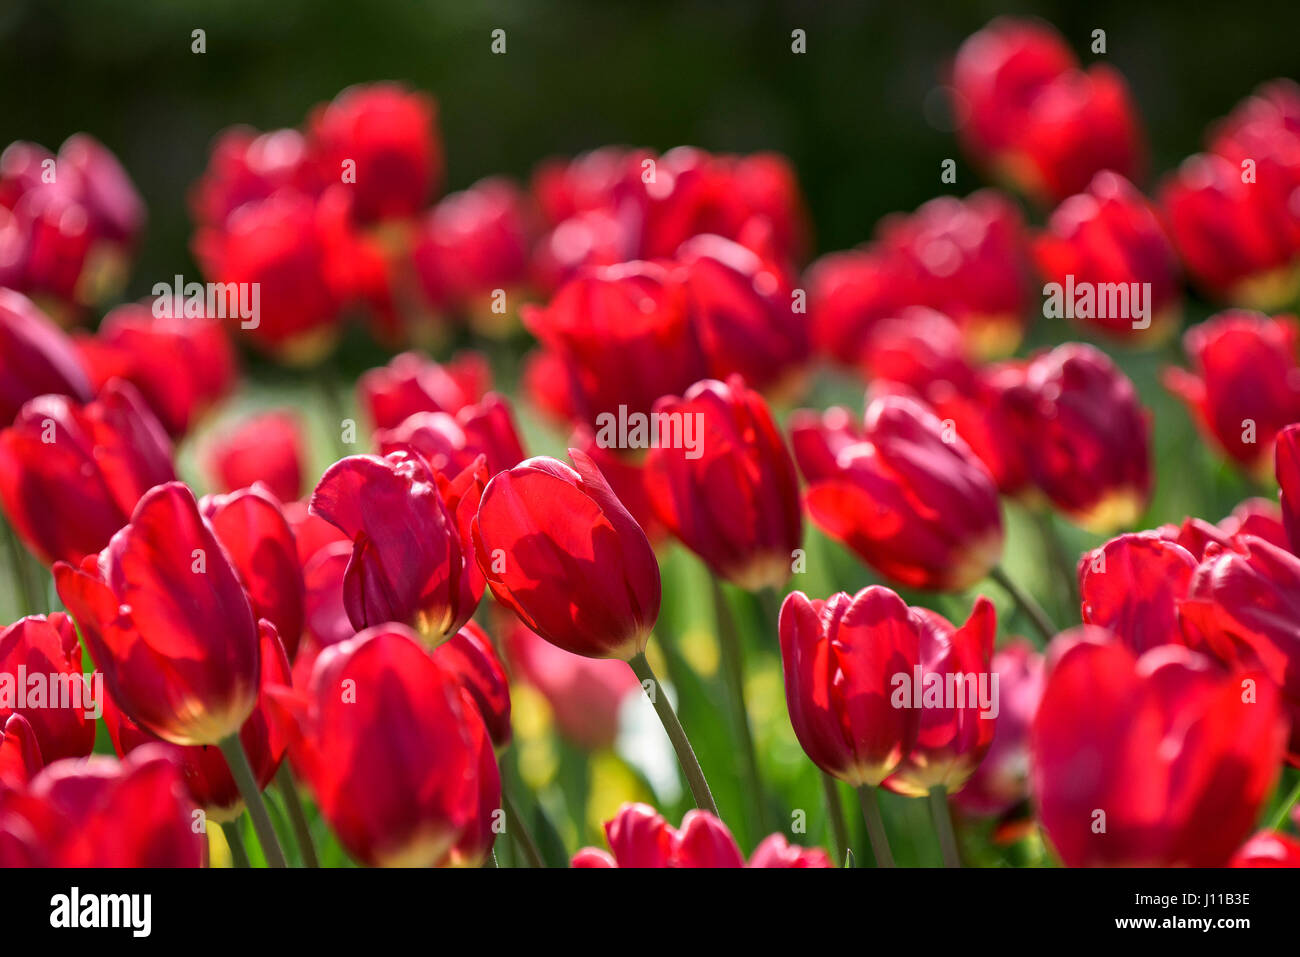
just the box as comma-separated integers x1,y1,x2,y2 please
74,302,236,438
0,746,203,867
779,587,922,787
1178,536,1300,762
306,83,442,224
473,450,661,660
357,349,491,431
0,379,175,565
1078,532,1197,653
0,288,92,424
205,409,306,504
55,482,261,746
189,126,319,229
201,485,306,659
806,245,902,366
1230,831,1300,867
433,621,511,750
1033,171,1182,342
1004,343,1151,532
376,393,526,479
0,614,96,762
1164,311,1300,475
270,625,499,867
792,395,1004,591
1278,423,1300,553
644,376,802,590
311,451,484,644
101,621,290,821
1031,632,1286,866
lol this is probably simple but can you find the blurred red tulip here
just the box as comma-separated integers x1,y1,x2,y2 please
376,393,526,478
306,83,442,224
54,482,261,746
1033,171,1181,342
357,349,491,431
747,833,833,868
269,624,498,867
1078,532,1197,653
644,376,802,590
779,587,921,787
1031,632,1285,866
1164,311,1300,475
205,409,306,504
806,245,901,366
472,450,661,660
0,713,41,789
1004,343,1151,532
792,395,1004,591
189,126,318,229
1217,497,1290,552
434,621,511,750
1278,423,1300,553
0,288,92,424
310,451,484,643
1229,830,1300,867
0,379,175,565
0,613,96,762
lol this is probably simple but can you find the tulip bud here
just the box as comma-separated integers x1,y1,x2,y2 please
0,289,92,425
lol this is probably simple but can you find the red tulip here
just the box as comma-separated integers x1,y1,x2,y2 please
54,482,262,746
101,620,290,821
269,624,499,867
302,540,354,650
569,426,668,543
0,379,175,565
1278,423,1300,553
357,349,491,431
1230,830,1300,867
673,233,809,392
376,393,526,479
205,409,306,504
473,450,661,660
306,83,442,224
531,147,650,226
0,746,203,867
74,301,236,438
1031,632,1285,866
521,260,707,424
0,713,41,789
643,376,801,589
747,833,833,868
433,621,511,750
806,245,901,366
1078,532,1197,653
792,395,1004,591
1033,171,1182,342
283,498,349,567
0,288,92,424
311,451,484,643
0,613,96,762
200,485,306,659
1178,536,1300,762
1004,343,1151,532
779,587,921,787
1164,311,1300,475
189,126,318,229
1217,497,1290,553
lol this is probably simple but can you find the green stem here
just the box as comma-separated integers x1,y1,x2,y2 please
1,515,39,617
628,653,719,816
1268,775,1300,831
501,786,545,869
218,735,287,868
316,366,352,461
929,785,962,868
990,565,1057,645
276,763,319,868
710,575,770,836
1034,509,1080,613
820,772,851,867
855,784,895,867
220,820,250,869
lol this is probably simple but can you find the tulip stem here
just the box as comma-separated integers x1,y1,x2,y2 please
501,786,545,868
821,772,851,866
276,763,320,868
1034,510,1081,613
710,575,771,836
628,653,720,817
218,734,287,868
1268,775,1300,830
1,515,39,617
855,785,895,867
316,366,352,461
990,565,1057,645
928,785,962,868
220,820,251,868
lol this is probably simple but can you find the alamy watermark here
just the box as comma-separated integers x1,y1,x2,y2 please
1043,274,1151,330
593,405,703,459
0,667,103,719
890,666,999,719
151,275,260,329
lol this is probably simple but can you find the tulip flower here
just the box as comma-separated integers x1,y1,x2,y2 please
1278,423,1300,554
1032,171,1182,342
747,833,834,868
1229,831,1300,867
306,83,443,224
1077,532,1197,653
189,126,319,229
311,451,484,643
0,613,97,762
1004,343,1151,532
806,245,902,366
1177,536,1300,762
1164,311,1300,476
433,621,511,750
269,625,499,867
357,349,491,431
0,713,41,789
205,409,306,504
375,393,526,479
791,395,1004,591
1216,497,1290,553
73,301,236,438
644,376,802,590
0,379,175,566
0,746,203,867
302,540,354,650
0,288,92,425
1031,631,1286,866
